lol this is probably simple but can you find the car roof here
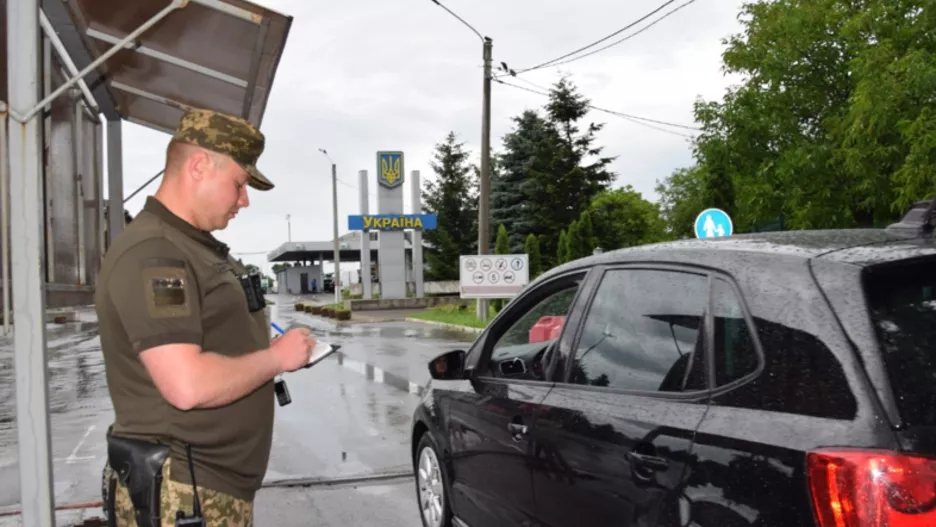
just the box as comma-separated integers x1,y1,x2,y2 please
538,228,936,281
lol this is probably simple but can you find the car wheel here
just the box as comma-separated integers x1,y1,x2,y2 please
415,432,452,527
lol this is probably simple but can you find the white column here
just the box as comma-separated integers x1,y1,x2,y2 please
411,170,424,298
8,0,56,523
359,169,372,299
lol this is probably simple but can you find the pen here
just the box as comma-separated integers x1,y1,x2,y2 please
271,322,285,335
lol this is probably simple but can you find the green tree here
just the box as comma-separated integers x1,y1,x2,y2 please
424,228,460,281
655,166,708,239
519,76,617,266
423,131,478,280
566,220,583,262
688,0,936,230
524,234,542,279
556,230,569,265
578,210,596,256
491,112,556,252
587,186,666,249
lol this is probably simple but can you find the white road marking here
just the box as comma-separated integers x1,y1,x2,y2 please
65,425,96,464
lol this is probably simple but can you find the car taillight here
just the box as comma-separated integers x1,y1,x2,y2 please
808,449,936,527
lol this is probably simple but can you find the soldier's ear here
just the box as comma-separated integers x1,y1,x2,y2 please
186,148,214,182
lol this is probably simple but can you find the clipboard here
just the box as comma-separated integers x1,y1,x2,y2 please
302,341,340,369
271,321,341,369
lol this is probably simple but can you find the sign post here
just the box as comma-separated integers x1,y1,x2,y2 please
694,208,734,239
459,254,529,299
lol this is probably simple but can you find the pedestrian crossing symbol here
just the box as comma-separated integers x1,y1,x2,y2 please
694,208,733,239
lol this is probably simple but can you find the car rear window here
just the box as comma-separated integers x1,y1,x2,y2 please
864,257,936,427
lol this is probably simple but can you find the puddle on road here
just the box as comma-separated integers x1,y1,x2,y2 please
0,323,107,448
333,352,426,398
273,306,477,344
272,306,476,398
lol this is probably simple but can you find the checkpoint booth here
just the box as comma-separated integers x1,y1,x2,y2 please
0,0,293,523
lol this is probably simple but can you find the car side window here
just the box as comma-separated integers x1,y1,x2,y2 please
569,268,709,392
711,277,760,386
484,273,585,380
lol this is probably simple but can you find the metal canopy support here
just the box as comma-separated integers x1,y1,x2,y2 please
126,116,175,135
86,28,249,88
110,81,192,111
12,0,190,124
107,119,125,245
0,104,9,335
38,9,99,113
8,0,56,525
190,0,265,23
74,90,87,284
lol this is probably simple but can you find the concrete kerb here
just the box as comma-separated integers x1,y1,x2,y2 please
405,318,484,334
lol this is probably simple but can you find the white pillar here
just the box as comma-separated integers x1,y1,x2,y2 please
8,0,56,523
359,169,372,300
411,170,424,298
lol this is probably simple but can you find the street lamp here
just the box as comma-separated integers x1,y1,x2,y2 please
319,148,341,305
430,0,494,322
285,213,291,242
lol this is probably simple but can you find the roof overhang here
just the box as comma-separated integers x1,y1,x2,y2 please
36,0,292,132
268,240,413,263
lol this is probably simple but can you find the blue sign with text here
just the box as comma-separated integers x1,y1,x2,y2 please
348,214,438,231
694,208,733,239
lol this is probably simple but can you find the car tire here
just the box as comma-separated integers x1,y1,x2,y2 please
414,432,453,527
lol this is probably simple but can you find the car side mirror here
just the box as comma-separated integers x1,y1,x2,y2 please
428,349,466,380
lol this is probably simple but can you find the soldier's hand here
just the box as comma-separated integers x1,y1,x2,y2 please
271,327,315,373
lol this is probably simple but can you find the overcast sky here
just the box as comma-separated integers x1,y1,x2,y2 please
116,0,749,273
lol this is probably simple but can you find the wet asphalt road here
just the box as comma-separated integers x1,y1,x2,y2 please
0,296,477,526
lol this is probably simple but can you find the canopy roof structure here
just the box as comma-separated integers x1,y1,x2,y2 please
2,1,294,523
35,0,292,133
268,232,415,263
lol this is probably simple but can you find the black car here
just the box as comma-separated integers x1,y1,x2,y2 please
410,205,936,527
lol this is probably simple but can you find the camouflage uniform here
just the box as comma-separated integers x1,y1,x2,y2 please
98,108,276,526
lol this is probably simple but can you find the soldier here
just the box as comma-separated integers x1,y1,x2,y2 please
96,108,314,526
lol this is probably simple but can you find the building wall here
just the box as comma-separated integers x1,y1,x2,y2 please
276,265,324,295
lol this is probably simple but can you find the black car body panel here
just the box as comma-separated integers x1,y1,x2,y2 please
411,229,936,527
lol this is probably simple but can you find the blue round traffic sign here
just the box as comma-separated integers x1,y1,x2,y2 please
694,208,733,239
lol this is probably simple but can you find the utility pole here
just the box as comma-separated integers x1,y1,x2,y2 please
477,36,493,322
286,213,291,242
331,162,340,305
319,148,341,305
428,0,494,323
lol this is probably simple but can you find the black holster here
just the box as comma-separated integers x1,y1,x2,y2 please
106,432,170,527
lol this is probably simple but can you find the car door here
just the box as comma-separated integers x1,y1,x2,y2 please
530,265,713,527
445,269,593,527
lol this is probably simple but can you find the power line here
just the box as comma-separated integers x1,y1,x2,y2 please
514,0,680,75
504,76,700,130
545,0,699,70
494,78,699,138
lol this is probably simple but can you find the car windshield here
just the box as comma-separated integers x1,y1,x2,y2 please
864,256,936,428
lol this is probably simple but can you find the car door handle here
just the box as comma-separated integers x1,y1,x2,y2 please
626,452,669,471
507,423,528,438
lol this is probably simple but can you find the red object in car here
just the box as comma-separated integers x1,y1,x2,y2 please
529,316,566,343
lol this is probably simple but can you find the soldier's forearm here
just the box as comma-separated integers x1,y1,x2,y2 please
186,348,280,409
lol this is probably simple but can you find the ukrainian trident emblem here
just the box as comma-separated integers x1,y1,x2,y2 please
378,152,404,189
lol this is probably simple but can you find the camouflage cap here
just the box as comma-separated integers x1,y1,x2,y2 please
172,108,274,191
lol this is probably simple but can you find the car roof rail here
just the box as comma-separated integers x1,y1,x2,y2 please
886,199,935,234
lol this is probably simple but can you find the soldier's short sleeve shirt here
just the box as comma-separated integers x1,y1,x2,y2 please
105,237,203,353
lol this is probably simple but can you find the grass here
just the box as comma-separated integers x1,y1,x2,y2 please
410,301,498,329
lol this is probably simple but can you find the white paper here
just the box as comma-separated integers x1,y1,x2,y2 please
307,340,336,367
